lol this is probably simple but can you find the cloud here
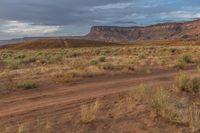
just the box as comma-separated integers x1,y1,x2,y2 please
0,20,60,39
160,11,200,19
0,0,200,39
91,2,133,10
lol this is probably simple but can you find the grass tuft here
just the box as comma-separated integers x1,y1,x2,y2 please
186,104,200,133
81,100,101,124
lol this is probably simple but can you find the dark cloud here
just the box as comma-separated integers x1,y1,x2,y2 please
0,0,200,39
0,0,133,25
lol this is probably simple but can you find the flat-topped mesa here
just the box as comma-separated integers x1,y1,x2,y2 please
86,19,200,42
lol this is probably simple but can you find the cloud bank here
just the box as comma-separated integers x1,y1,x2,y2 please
0,0,200,39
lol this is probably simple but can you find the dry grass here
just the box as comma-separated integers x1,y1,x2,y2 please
150,88,181,122
129,84,153,103
175,72,200,93
17,123,25,133
17,81,37,90
1,44,200,132
130,84,200,132
186,104,200,133
80,100,101,124
0,45,200,91
130,85,181,122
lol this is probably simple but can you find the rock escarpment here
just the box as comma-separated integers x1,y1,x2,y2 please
86,19,200,42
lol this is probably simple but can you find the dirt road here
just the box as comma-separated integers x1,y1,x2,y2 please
0,67,198,131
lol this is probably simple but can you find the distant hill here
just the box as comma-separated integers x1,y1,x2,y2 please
0,39,123,50
2,19,200,48
0,37,49,46
86,19,200,42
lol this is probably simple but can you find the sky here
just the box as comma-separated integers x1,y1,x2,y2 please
0,0,200,40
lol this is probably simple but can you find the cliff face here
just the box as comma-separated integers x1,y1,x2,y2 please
86,19,200,42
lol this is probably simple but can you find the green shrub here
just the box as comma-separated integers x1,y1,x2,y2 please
103,63,114,70
174,60,186,70
181,54,193,63
20,57,37,65
90,60,99,65
169,48,178,54
189,77,200,93
98,56,106,62
175,72,200,93
9,61,21,69
17,82,37,90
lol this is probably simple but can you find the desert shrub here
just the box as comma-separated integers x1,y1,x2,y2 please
90,60,99,65
130,85,180,122
190,77,200,93
17,82,37,90
103,63,114,70
186,104,200,133
181,54,193,63
14,54,26,59
175,72,191,91
98,56,106,62
17,123,25,133
4,59,20,69
138,54,146,59
197,65,200,72
10,61,20,69
21,57,36,64
174,54,193,70
94,49,101,55
175,72,200,93
81,100,100,123
174,60,186,70
5,73,17,89
151,88,180,122
129,84,154,103
169,48,178,54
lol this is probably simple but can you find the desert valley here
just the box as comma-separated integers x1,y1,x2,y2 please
1,1,200,133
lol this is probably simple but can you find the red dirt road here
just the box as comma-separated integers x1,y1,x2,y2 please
0,67,198,132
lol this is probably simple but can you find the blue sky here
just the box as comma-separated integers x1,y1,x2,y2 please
0,0,200,39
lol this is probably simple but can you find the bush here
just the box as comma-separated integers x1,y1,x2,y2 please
98,56,106,62
175,72,200,93
181,54,193,63
186,104,200,133
90,60,99,65
130,84,153,103
197,65,200,72
103,63,114,70
169,48,178,54
17,82,37,90
4,59,20,69
151,88,179,121
175,54,193,70
130,85,180,122
174,60,186,70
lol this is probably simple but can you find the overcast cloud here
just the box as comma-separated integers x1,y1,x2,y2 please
0,0,200,39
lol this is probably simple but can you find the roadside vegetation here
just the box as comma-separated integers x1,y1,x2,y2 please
175,72,200,93
1,46,200,91
3,78,200,132
81,100,101,124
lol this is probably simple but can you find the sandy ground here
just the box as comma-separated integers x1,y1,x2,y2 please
0,66,197,133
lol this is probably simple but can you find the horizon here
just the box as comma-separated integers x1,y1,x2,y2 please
1,18,200,41
0,0,200,40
